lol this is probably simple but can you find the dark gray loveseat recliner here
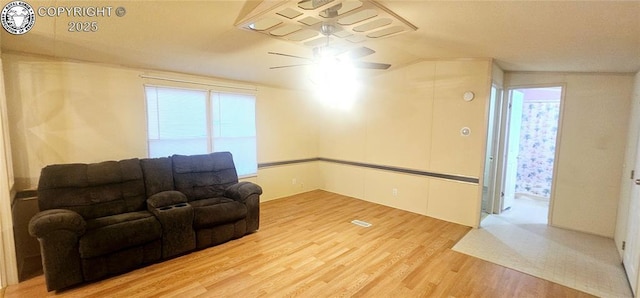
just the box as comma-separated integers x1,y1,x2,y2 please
29,152,262,291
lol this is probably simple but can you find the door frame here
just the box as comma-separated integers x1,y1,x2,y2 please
492,83,567,224
0,57,18,288
481,84,504,215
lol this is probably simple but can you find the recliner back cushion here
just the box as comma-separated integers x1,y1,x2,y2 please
172,152,239,201
38,158,146,219
140,157,174,197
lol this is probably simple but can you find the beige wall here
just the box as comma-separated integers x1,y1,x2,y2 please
4,54,147,188
318,59,493,227
254,86,322,201
2,53,322,201
506,72,634,237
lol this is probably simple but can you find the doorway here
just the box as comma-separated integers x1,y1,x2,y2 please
500,86,563,223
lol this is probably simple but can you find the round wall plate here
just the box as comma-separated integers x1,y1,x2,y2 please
463,91,475,102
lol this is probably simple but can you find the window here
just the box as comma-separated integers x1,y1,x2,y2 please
210,92,257,176
145,86,257,176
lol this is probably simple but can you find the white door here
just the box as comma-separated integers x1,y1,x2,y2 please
502,90,524,211
481,86,502,214
623,134,640,295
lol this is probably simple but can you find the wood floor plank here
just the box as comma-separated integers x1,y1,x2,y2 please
4,190,595,297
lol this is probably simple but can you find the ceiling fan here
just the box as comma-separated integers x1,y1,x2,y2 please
268,23,391,70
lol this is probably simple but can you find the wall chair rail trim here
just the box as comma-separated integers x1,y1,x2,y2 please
258,158,479,184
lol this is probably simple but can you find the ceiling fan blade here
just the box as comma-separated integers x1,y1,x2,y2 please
268,52,313,61
352,61,391,70
343,46,376,59
269,64,312,69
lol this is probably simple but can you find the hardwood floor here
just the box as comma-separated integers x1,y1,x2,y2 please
4,190,594,297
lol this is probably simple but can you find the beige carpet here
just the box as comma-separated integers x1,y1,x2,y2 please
453,197,632,298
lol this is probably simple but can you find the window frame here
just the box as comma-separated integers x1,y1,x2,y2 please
144,84,258,178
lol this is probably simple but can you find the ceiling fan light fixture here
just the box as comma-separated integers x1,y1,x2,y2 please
313,45,340,60
309,58,360,110
252,0,416,72
320,23,337,36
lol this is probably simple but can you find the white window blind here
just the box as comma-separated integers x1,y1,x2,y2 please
145,86,257,176
211,92,257,176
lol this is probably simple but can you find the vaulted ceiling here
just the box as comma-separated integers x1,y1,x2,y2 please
2,0,639,89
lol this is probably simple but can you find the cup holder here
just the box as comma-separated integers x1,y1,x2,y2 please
157,203,189,211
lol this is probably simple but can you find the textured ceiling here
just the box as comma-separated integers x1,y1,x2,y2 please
2,0,639,89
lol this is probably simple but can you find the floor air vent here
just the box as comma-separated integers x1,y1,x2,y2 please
351,220,372,227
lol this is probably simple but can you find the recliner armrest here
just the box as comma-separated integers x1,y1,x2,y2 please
147,191,188,209
29,209,86,291
145,191,195,258
29,209,86,238
225,182,263,203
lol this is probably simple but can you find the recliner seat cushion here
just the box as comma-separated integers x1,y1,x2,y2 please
189,197,247,228
80,211,162,258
